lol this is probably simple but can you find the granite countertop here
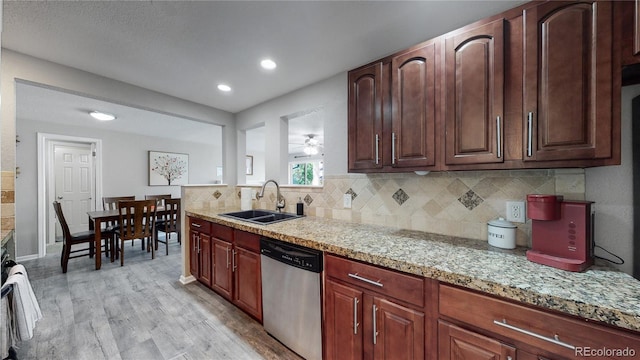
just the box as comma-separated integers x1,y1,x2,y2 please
186,209,640,333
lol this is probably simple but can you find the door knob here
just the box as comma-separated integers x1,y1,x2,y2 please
57,196,63,200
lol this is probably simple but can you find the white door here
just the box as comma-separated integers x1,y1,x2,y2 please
54,144,95,237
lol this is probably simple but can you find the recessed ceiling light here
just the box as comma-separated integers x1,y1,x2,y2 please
217,84,232,92
89,111,116,121
260,59,277,70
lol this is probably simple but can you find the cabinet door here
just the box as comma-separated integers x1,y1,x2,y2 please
324,279,364,360
438,321,515,360
189,230,199,279
198,233,212,287
523,1,613,162
233,247,262,321
372,297,424,360
349,62,384,171
391,42,437,168
212,237,233,300
444,19,504,165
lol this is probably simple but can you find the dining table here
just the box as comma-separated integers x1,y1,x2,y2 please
87,206,165,270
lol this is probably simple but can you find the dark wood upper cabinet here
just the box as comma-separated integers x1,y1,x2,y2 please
391,42,437,168
444,19,505,165
523,1,613,162
348,63,384,171
620,0,640,67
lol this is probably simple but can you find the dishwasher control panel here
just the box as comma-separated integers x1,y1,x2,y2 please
260,237,323,272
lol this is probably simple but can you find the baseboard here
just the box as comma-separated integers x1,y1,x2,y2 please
179,275,196,285
16,254,40,262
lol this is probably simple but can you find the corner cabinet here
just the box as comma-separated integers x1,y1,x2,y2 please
188,217,212,287
444,19,505,166
324,254,427,359
523,1,614,162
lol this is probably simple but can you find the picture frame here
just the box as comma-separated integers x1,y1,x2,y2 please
149,151,189,186
246,155,253,175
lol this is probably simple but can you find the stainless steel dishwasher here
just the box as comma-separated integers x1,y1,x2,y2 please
260,237,323,360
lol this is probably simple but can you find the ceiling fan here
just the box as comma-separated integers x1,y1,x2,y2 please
290,134,323,156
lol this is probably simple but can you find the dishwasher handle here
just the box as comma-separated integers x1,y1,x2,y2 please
260,237,323,272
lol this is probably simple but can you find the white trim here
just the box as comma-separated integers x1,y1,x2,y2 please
16,254,40,262
37,133,103,258
179,275,197,285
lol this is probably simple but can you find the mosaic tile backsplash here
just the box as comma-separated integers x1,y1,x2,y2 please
183,169,586,247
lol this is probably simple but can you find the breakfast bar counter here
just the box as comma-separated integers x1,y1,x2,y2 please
185,209,640,333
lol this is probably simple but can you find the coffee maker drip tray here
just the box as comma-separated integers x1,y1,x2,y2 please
526,250,592,272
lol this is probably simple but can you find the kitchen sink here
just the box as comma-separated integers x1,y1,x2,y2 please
219,209,302,224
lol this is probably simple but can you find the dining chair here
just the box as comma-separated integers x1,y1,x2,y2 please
155,198,181,255
114,200,157,266
52,201,113,273
102,196,138,251
144,194,171,208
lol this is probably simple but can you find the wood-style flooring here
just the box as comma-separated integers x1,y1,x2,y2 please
13,236,301,360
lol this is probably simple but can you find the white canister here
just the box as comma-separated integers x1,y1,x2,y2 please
487,217,516,249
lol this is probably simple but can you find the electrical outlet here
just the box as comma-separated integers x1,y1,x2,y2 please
506,201,526,223
343,194,352,209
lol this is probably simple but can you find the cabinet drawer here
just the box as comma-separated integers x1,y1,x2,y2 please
325,254,424,307
211,223,233,242
188,217,210,234
234,230,259,253
439,284,640,357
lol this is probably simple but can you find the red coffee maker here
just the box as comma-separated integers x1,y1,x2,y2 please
526,194,594,272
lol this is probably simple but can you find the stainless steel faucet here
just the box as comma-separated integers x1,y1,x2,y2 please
256,179,286,212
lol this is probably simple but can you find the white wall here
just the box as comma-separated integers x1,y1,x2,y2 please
1,50,237,183
235,72,348,181
586,84,640,275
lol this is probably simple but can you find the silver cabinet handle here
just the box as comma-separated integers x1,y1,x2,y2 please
527,112,533,157
372,304,378,345
191,222,201,228
225,247,230,269
496,116,502,158
196,235,200,253
353,297,359,335
391,132,396,165
493,319,576,350
375,134,380,165
232,249,237,272
348,273,383,287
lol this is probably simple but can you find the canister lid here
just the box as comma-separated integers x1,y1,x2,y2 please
526,194,563,203
487,217,516,229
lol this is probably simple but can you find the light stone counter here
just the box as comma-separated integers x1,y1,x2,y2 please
186,209,640,333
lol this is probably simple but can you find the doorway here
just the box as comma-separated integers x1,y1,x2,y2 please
37,133,103,257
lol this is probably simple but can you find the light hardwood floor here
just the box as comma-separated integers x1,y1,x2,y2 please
14,236,301,360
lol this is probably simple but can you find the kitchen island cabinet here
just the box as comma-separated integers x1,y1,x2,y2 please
188,216,212,287
324,254,429,359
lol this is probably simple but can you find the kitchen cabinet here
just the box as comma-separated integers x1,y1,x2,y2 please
390,41,437,169
439,321,515,360
211,223,234,300
211,224,262,321
348,62,384,171
188,216,212,287
620,0,640,67
439,284,640,359
348,40,437,172
232,230,262,321
324,254,427,359
444,19,504,166
523,1,614,163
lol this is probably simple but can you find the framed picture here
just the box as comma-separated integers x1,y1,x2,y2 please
246,155,253,175
149,151,189,186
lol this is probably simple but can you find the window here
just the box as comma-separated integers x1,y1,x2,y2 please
290,160,323,186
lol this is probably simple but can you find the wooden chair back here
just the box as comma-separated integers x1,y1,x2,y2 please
52,201,73,244
162,198,181,233
117,200,157,241
102,196,135,228
144,194,171,207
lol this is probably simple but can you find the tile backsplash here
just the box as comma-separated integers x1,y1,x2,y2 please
1,171,16,234
183,169,585,247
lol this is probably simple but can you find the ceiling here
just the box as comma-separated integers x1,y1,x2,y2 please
3,1,527,114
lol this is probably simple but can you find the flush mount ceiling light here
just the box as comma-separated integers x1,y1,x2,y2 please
89,111,116,121
217,84,232,92
260,59,277,70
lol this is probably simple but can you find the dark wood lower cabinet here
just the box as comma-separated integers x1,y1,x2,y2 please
188,217,211,287
438,320,515,360
211,237,233,299
372,296,425,359
324,279,364,360
232,231,262,321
